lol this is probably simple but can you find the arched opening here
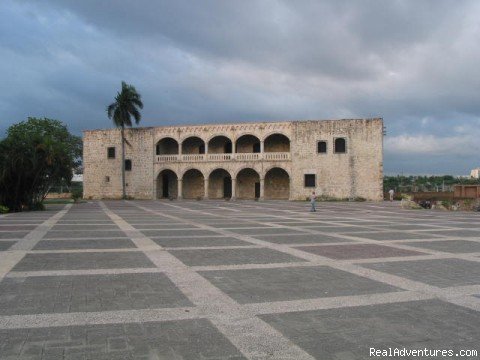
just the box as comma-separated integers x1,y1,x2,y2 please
236,168,260,199
182,137,205,154
265,168,290,200
208,169,232,199
264,134,290,152
235,135,261,153
208,136,232,154
182,169,204,199
334,138,346,153
156,138,179,155
156,169,178,199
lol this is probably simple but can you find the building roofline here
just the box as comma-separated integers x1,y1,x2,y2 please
82,117,383,133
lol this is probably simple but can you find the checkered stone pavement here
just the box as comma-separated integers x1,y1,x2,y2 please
0,200,479,359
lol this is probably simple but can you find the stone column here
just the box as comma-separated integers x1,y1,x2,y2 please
260,140,264,153
259,178,265,201
231,141,236,155
204,142,209,154
204,178,209,199
231,178,236,200
177,179,183,200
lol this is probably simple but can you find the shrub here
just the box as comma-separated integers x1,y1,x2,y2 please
71,189,83,202
0,205,9,214
30,202,45,211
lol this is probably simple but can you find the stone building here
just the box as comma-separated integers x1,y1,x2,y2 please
83,118,384,201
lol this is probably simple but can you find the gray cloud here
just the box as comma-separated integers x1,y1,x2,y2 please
1,0,480,174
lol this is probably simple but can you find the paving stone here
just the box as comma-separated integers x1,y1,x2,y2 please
44,230,127,239
229,227,305,235
256,234,351,244
295,244,425,259
0,320,245,359
346,231,439,241
0,273,193,315
50,225,119,231
141,229,220,237
418,229,480,238
170,248,305,266
199,266,399,303
0,241,15,251
259,299,480,360
403,240,480,253
0,231,29,239
33,239,137,250
152,236,252,248
12,252,155,271
361,258,480,287
0,225,37,231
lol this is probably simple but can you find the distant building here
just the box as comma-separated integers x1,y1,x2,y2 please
83,118,384,201
471,168,480,179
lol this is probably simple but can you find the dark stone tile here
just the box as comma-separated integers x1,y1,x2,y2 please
152,237,251,248
44,230,127,239
0,241,16,251
259,299,480,360
199,266,399,303
33,239,136,250
0,273,192,315
141,229,220,237
295,244,425,259
0,320,245,359
170,248,305,266
256,234,350,244
12,252,155,271
361,258,480,287
403,240,480,253
0,231,29,239
346,231,439,241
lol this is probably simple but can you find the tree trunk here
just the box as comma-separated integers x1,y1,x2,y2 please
121,125,126,199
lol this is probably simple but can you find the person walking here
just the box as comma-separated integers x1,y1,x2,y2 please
310,191,317,212
388,189,394,202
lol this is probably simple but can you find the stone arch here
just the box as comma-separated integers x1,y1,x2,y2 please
156,137,179,155
208,168,232,199
208,135,233,154
264,133,290,152
264,167,290,200
156,169,178,199
236,168,260,199
235,134,261,153
182,136,205,154
182,168,205,199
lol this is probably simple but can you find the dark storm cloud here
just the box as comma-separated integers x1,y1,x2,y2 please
1,0,480,174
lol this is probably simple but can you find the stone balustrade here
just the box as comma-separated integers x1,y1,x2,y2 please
156,152,291,163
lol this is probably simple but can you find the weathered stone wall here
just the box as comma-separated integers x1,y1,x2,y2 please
83,119,383,201
237,169,259,199
182,170,204,199
290,119,383,201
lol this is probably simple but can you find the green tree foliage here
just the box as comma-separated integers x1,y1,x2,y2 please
0,118,81,212
107,81,143,199
384,175,480,193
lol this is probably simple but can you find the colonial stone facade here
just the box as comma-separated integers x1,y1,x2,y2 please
83,119,384,201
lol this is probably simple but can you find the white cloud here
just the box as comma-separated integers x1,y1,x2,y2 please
385,134,480,156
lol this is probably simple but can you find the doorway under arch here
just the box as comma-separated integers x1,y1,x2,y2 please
156,169,178,199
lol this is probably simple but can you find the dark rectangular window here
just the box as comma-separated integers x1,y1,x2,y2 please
317,141,327,153
107,147,115,159
334,138,346,153
304,174,316,187
253,142,261,153
125,159,132,171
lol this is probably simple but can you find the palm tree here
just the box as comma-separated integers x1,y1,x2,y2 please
107,81,143,199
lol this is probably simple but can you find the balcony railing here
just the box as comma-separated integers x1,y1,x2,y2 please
156,152,290,163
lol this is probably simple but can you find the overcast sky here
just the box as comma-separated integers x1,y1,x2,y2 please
1,0,479,174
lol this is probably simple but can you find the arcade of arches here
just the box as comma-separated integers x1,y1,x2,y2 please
156,167,290,200
155,133,290,155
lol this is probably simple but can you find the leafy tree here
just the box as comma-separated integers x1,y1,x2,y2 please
107,81,143,199
0,118,81,211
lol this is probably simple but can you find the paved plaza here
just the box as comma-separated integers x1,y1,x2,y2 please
0,200,479,359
